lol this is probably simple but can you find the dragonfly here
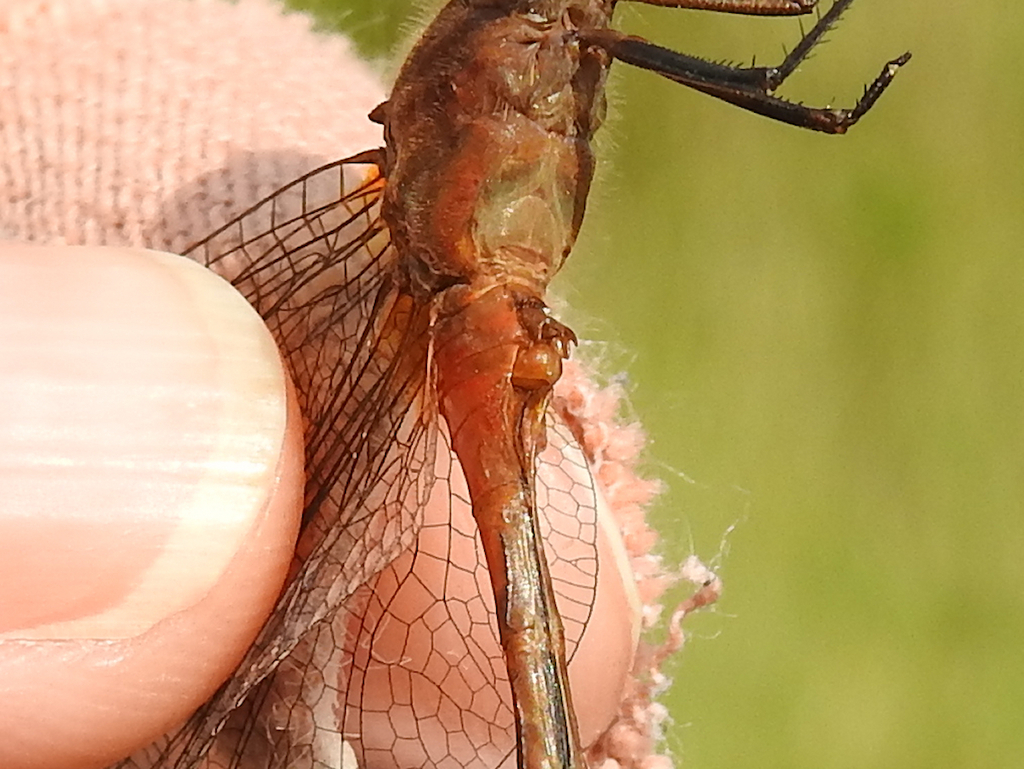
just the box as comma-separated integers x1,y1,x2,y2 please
114,1,908,768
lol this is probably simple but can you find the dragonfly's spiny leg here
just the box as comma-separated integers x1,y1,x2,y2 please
767,0,858,89
583,0,910,134
623,0,814,15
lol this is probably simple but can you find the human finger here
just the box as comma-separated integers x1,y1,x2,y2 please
0,243,304,769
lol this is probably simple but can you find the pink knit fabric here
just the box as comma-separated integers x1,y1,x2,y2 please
0,1,719,767
0,0,383,251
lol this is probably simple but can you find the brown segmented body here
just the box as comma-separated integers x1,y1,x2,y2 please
380,7,613,766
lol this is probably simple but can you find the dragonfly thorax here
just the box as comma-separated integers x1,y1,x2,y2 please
377,0,615,298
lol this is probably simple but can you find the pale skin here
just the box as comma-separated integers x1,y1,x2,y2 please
0,243,637,769
0,243,306,769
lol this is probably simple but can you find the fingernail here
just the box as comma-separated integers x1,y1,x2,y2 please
0,245,289,640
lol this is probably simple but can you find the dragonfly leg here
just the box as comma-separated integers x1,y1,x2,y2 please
585,0,910,133
623,0,814,15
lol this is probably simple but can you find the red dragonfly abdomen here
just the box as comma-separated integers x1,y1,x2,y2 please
433,282,582,769
371,6,616,768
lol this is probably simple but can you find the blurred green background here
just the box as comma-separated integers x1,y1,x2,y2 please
286,2,1022,768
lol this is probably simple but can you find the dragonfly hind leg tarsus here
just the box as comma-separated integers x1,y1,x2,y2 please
587,0,910,133
623,0,814,15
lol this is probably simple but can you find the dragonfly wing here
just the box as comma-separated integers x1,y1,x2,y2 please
535,415,600,665
112,158,439,768
181,409,600,769
306,412,600,769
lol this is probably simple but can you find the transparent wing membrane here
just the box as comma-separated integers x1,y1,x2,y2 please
114,159,601,769
114,158,437,768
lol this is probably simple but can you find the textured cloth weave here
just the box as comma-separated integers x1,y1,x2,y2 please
0,0,383,250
